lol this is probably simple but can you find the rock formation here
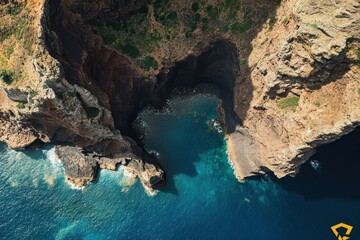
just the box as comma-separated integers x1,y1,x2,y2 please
0,0,359,190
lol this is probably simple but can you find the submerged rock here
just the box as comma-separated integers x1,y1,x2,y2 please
310,160,322,172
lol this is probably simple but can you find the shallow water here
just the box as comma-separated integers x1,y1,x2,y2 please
0,94,359,239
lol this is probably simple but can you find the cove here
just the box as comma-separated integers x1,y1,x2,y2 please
0,94,360,240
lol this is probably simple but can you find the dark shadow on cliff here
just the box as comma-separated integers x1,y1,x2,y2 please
154,40,240,133
275,126,360,201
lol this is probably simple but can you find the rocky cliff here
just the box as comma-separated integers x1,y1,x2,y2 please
0,0,359,190
229,0,360,179
0,0,164,193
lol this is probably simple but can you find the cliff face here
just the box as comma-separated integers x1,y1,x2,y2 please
0,0,359,189
229,0,360,178
0,0,164,192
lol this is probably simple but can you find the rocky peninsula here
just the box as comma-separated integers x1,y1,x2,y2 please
0,0,359,190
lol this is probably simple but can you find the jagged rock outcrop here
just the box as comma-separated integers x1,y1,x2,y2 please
56,146,98,188
56,144,164,192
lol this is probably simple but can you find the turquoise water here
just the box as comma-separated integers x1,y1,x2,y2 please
0,94,359,239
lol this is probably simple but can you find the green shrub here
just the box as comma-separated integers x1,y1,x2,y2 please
357,87,360,95
271,0,281,5
98,25,117,44
201,17,209,30
0,26,12,42
151,30,162,41
5,46,14,58
309,23,318,29
227,11,237,20
85,107,100,119
188,13,200,32
16,102,26,109
5,2,24,16
314,101,320,107
30,91,37,97
224,0,241,10
142,56,159,70
0,70,15,85
15,19,27,40
139,5,149,15
239,59,247,66
113,42,141,58
268,16,276,27
282,16,289,26
205,5,220,19
277,97,300,109
153,0,169,11
230,21,250,34
158,11,177,27
166,12,178,22
191,2,200,12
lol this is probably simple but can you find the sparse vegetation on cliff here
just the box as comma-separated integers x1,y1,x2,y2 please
0,1,37,87
0,26,12,42
16,102,25,109
0,1,35,53
277,97,300,109
142,56,159,70
282,16,289,26
5,46,14,58
3,1,24,16
30,91,37,98
309,23,318,29
90,0,279,72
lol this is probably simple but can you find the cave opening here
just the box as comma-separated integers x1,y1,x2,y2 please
129,40,241,144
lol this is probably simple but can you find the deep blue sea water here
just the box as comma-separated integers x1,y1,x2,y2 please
0,94,359,240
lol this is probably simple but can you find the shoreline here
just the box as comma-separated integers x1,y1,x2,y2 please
225,135,244,182
224,129,265,182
